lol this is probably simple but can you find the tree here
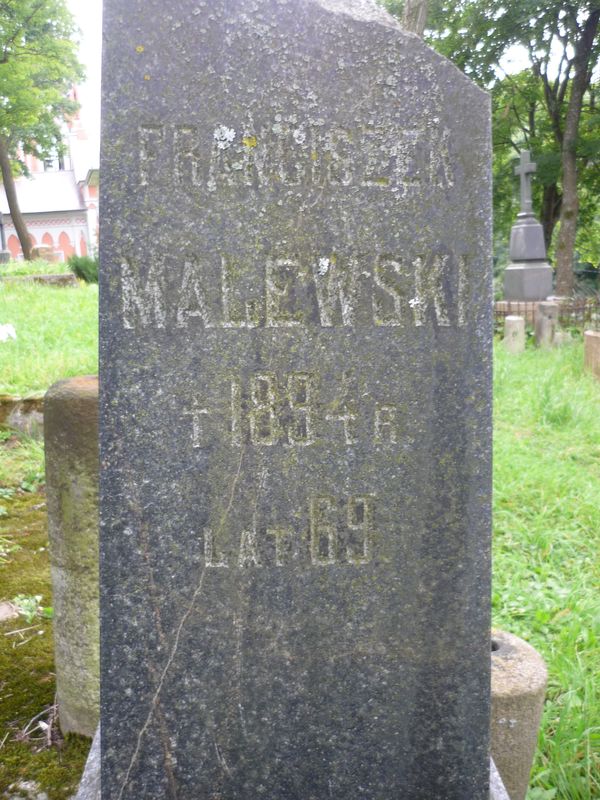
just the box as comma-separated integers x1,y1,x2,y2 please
402,0,429,36
381,1,429,36
0,0,83,260
424,0,600,295
381,0,600,293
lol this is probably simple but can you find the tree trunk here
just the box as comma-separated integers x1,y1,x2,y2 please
554,10,600,296
0,136,32,260
403,0,428,36
540,183,561,253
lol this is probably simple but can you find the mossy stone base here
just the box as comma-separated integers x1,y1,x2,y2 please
44,377,99,738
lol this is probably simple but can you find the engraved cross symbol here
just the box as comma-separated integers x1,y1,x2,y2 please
514,150,537,215
184,398,209,449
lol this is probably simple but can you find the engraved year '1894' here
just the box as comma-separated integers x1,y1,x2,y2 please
185,372,399,448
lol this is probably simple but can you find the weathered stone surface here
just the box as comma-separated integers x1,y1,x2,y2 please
100,1,492,798
504,315,525,354
45,376,99,737
491,630,547,800
584,330,600,380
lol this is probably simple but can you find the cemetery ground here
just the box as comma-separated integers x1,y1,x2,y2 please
0,283,598,800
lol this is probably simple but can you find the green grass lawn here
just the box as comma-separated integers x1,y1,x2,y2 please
0,282,98,396
0,259,72,277
0,283,598,798
494,343,600,799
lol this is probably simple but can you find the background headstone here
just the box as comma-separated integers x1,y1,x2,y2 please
503,315,525,354
504,152,553,302
584,330,600,380
101,1,493,798
534,301,559,348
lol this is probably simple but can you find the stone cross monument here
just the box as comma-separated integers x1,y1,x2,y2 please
100,1,493,798
503,150,553,301
515,151,536,215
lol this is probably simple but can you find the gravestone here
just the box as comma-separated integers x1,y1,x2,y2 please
504,315,526,354
100,1,493,798
534,301,559,348
503,151,553,301
584,330,600,380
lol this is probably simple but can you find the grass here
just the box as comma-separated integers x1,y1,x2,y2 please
0,284,598,798
0,430,44,491
0,282,98,396
0,259,71,277
494,342,600,799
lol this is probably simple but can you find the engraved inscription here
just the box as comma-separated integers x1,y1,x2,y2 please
138,119,455,192
186,372,400,449
203,496,375,569
374,404,397,444
186,370,403,448
287,373,314,446
120,252,473,330
249,374,281,446
139,125,164,187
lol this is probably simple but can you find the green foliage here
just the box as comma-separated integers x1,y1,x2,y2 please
0,430,44,490
0,534,20,564
379,0,600,271
0,0,84,169
11,593,43,624
68,255,98,284
0,282,98,396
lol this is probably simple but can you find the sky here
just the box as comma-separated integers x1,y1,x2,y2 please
66,0,103,166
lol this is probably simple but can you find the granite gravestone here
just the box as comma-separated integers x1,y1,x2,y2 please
100,1,492,798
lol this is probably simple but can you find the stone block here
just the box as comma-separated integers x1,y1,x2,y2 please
503,315,525,354
534,301,558,348
584,330,600,380
504,262,553,302
491,630,547,800
44,376,99,737
71,727,101,800
509,216,546,262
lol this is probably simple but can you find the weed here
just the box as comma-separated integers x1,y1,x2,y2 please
0,534,21,563
67,255,98,284
11,595,43,624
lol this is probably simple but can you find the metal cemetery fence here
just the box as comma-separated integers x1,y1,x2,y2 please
494,298,600,331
